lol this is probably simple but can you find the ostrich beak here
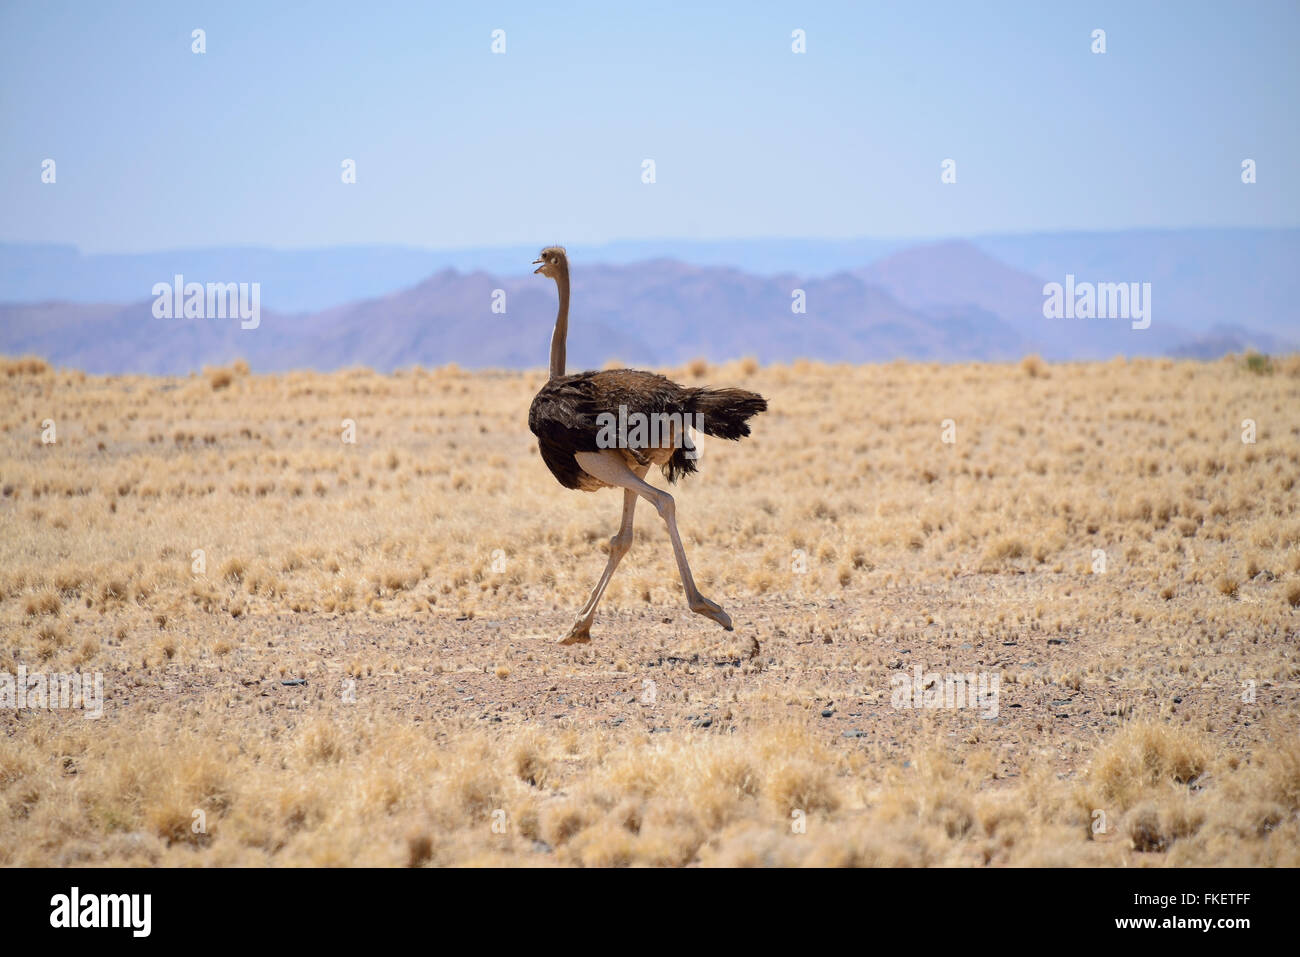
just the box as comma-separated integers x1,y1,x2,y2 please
532,257,544,274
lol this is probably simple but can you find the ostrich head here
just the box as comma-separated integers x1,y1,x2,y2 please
533,246,568,279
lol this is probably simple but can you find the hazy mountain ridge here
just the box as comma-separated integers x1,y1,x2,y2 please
4,228,1297,322
1,232,1294,373
975,229,1300,341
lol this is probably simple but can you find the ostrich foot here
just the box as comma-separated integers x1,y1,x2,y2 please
557,621,592,645
690,596,733,631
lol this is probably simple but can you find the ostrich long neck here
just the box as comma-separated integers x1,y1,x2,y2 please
548,266,570,379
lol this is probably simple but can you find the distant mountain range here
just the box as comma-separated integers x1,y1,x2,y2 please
1,229,1295,373
0,238,913,312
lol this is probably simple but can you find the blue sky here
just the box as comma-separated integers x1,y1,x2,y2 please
2,0,1296,252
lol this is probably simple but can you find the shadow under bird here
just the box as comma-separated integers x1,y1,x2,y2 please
528,246,767,644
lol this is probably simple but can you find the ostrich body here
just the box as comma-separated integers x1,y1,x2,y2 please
527,247,767,644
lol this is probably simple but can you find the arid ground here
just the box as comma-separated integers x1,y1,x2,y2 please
1,354,1298,866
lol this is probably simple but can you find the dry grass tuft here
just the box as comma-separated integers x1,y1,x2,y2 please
1020,354,1049,378
1089,721,1209,810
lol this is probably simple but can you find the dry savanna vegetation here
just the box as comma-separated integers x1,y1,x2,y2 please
1,352,1298,866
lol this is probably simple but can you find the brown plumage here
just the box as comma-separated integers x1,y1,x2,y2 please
529,369,767,490
527,245,767,644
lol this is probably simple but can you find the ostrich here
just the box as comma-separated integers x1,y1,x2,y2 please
528,246,767,644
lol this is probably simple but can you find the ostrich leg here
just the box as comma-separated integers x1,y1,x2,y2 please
558,468,645,645
573,450,733,631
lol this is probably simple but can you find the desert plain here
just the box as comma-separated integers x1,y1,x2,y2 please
0,353,1297,866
